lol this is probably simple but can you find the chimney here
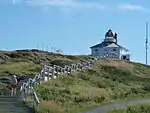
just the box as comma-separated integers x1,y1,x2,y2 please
114,33,117,44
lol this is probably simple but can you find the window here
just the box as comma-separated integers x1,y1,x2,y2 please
95,49,98,51
113,48,116,51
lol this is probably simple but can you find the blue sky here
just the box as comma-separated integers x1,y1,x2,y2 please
0,0,150,64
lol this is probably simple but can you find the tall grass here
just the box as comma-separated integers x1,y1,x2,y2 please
34,60,150,113
108,102,150,113
0,50,91,76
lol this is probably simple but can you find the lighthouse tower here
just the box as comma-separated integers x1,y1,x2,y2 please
104,29,117,44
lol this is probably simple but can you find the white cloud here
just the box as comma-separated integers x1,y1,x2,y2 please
118,4,150,13
12,0,23,4
12,0,107,10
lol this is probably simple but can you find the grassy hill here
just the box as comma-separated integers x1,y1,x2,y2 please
0,49,91,96
0,49,90,77
1,49,150,113
108,101,150,113
32,59,150,113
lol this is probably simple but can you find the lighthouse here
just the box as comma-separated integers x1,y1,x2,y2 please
90,29,130,60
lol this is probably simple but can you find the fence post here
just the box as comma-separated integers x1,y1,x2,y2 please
33,92,40,108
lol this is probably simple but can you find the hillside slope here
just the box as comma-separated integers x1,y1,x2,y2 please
108,101,150,113
1,49,150,113
0,49,90,77
33,59,150,113
0,49,91,96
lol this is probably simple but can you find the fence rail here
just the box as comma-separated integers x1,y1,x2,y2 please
19,55,109,109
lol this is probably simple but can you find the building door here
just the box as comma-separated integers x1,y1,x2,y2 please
123,55,126,60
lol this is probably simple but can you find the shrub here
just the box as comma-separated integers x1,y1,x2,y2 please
130,88,138,94
79,73,90,81
61,88,71,94
94,96,105,104
96,82,106,88
74,96,91,103
142,84,150,92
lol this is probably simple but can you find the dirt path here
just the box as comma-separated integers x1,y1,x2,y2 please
0,96,34,113
0,82,34,113
82,98,150,113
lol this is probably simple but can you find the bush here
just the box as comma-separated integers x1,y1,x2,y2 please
61,88,71,94
74,96,91,103
130,88,138,94
94,96,105,103
79,73,91,81
142,84,150,92
96,82,106,88
126,107,138,113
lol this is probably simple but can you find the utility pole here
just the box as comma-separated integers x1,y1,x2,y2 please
146,22,148,65
50,46,53,53
46,46,49,52
37,44,39,50
42,44,44,51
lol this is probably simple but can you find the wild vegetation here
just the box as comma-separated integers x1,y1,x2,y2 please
0,83,10,95
0,49,90,76
1,49,150,113
108,102,150,113
33,59,150,113
0,49,90,97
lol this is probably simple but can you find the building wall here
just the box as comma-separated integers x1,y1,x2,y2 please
120,49,129,59
91,47,120,59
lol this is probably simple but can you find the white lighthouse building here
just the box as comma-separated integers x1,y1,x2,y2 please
90,29,130,60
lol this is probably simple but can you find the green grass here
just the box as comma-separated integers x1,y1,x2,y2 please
1,49,150,113
32,59,150,113
108,101,150,113
0,61,41,76
0,83,10,95
0,49,91,76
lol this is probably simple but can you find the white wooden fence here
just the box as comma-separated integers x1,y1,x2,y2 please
20,55,109,108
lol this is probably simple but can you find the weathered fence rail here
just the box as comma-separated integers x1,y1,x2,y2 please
19,54,109,109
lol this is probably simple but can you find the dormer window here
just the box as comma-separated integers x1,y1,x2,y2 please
95,49,98,51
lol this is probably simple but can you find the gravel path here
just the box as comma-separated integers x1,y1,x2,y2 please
0,81,34,113
82,98,150,113
0,96,34,113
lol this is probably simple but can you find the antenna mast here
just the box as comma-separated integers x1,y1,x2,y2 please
146,22,148,65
